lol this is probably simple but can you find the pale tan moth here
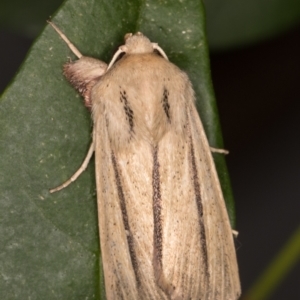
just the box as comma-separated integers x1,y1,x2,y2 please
48,21,241,299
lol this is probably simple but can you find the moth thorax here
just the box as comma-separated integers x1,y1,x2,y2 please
124,32,154,54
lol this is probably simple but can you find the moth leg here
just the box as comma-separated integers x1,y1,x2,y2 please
47,20,82,59
232,229,239,238
210,146,229,155
49,141,95,193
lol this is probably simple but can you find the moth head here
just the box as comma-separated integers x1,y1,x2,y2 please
121,32,154,54
107,32,169,70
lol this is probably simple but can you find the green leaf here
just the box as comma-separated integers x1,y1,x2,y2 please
0,0,235,298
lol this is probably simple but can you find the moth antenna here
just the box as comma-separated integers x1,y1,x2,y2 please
47,20,82,59
107,47,126,70
49,141,95,193
152,43,169,60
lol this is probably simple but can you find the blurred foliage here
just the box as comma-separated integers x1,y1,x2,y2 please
1,0,300,49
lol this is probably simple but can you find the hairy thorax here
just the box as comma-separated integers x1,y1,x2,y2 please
92,53,190,151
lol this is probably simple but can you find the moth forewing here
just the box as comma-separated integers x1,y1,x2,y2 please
49,22,240,300
187,103,241,297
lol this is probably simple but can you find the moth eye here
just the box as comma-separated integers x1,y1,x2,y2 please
124,33,133,41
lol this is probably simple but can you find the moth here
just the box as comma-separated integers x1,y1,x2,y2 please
48,21,241,299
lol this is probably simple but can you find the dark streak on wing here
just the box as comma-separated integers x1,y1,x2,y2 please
162,87,171,122
152,146,176,298
190,136,209,280
120,89,134,132
111,151,140,287
152,146,164,279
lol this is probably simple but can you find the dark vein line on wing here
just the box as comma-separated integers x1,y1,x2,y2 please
111,151,140,286
190,136,209,280
152,146,164,279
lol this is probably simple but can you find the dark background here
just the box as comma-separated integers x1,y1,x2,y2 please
1,10,299,300
211,24,300,299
